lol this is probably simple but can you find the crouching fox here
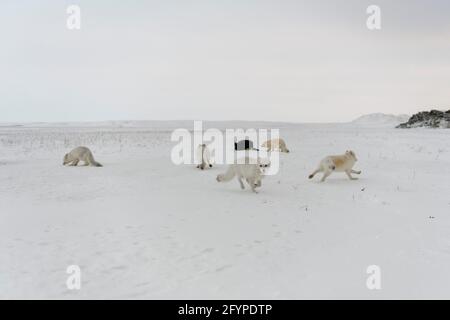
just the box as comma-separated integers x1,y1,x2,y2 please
216,157,266,193
63,146,102,167
309,150,361,182
262,138,290,153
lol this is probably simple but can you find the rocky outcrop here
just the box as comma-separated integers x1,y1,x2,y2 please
397,109,450,128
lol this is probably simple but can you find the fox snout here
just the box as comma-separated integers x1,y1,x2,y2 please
331,165,336,170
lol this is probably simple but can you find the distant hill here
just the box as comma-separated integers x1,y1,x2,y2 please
351,113,410,127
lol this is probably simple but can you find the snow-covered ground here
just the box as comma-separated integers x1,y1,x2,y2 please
1,121,449,299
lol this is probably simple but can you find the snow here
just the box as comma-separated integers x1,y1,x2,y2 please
351,113,410,127
1,122,450,299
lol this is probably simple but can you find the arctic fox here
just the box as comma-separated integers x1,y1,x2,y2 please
63,146,102,167
308,150,361,182
262,138,290,153
196,144,213,170
216,157,265,193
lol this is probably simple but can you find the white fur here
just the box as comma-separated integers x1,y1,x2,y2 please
216,157,264,193
309,150,361,182
196,144,212,170
262,138,290,153
63,146,102,167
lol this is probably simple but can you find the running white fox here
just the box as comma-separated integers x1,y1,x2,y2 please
196,144,213,170
63,146,102,167
216,157,265,193
309,150,361,182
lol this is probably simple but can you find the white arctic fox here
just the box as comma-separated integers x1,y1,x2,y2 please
262,138,290,153
308,150,361,182
196,144,213,170
216,157,266,193
63,146,102,167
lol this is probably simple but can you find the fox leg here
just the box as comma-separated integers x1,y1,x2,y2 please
351,169,361,174
70,159,79,166
346,170,358,180
237,177,245,189
309,169,321,179
204,151,212,168
247,178,258,193
320,170,332,182
200,152,206,169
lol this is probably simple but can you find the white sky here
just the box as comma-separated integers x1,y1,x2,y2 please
1,0,449,122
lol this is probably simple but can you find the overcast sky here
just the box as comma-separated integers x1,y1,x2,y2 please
1,0,449,122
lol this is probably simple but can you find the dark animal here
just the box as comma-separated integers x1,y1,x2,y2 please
234,139,259,151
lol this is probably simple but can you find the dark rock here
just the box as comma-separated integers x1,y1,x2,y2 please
397,109,450,128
